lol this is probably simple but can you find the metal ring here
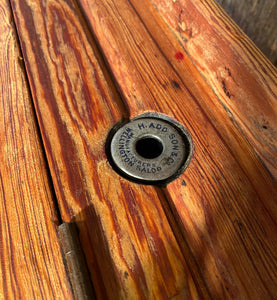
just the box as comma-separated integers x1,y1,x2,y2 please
106,113,193,186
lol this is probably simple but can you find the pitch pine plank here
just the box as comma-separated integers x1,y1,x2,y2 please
0,1,73,299
10,0,204,299
150,0,277,179
78,0,277,299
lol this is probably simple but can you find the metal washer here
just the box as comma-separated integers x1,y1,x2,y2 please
107,114,193,185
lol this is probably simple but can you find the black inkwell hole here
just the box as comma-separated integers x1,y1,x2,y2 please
135,136,164,159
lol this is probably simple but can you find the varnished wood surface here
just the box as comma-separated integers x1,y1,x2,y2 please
149,0,277,179
7,0,277,299
78,0,277,298
0,0,73,298
10,0,202,299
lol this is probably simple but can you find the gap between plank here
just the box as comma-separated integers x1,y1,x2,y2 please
8,3,99,297
8,0,64,226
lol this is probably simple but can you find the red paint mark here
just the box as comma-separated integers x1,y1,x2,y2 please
174,52,184,60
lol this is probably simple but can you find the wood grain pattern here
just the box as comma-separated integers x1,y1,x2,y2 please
10,0,204,299
149,0,277,179
0,1,73,298
77,0,277,298
216,0,277,65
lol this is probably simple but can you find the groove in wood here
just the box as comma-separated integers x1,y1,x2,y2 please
10,0,204,298
0,0,73,298
78,0,277,298
149,0,277,179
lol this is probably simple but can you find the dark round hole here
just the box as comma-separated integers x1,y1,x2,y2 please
135,136,164,159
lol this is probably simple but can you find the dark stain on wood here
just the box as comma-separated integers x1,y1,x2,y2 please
171,80,181,89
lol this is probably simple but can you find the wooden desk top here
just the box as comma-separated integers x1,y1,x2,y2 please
1,0,276,298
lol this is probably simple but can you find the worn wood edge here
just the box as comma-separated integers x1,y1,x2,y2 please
9,0,123,297
77,0,277,212
216,0,277,65
76,0,277,298
149,0,277,179
0,0,73,298
10,0,204,299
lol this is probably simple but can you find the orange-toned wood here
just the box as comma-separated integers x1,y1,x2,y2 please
150,0,277,179
10,0,205,299
0,0,73,298
78,0,277,298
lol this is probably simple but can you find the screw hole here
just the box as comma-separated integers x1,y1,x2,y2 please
135,136,164,159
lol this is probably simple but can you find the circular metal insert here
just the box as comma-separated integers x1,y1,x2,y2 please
106,113,193,186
